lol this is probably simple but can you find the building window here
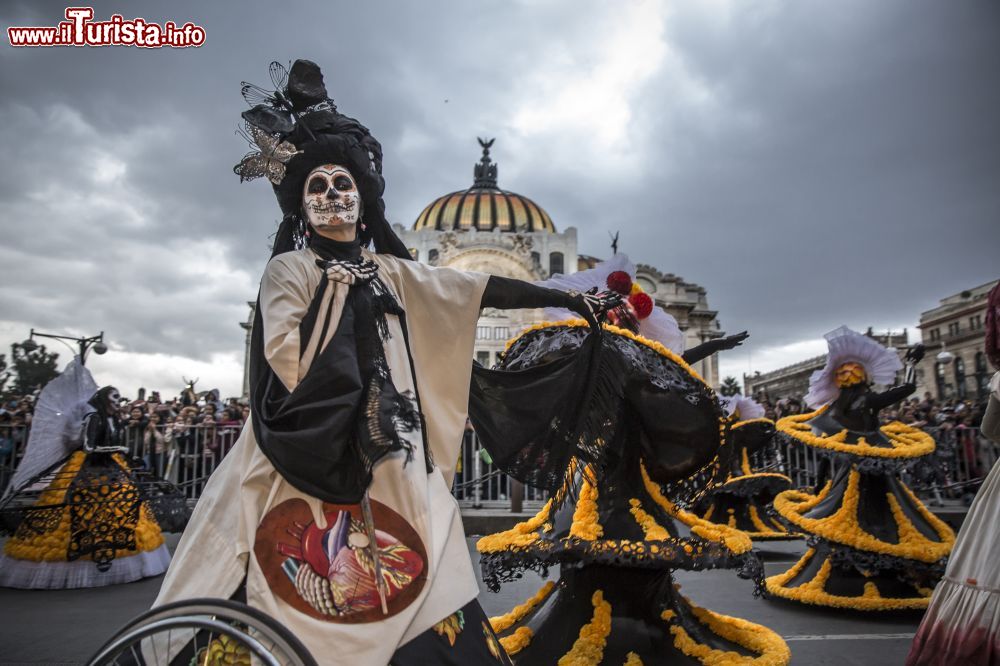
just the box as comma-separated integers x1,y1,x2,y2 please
531,251,541,268
549,252,564,275
970,314,983,330
948,322,960,336
494,326,509,340
975,352,989,397
929,328,939,342
954,357,966,400
935,361,947,399
476,326,491,340
428,249,439,265
476,351,490,367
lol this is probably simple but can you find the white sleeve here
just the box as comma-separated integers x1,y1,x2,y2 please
259,256,312,392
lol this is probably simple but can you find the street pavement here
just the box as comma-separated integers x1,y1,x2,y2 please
0,535,924,665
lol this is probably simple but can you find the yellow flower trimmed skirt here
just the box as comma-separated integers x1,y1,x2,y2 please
0,451,170,589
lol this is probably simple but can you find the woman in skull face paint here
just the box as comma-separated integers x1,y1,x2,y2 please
149,59,611,665
0,382,172,589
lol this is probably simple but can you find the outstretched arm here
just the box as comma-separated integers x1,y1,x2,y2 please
868,344,924,411
480,275,605,329
867,383,917,411
682,331,749,365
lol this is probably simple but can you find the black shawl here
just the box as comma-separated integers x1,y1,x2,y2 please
248,235,424,504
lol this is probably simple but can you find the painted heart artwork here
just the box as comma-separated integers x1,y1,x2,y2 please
255,498,427,623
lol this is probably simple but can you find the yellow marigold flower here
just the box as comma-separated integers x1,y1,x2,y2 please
570,477,603,541
776,409,935,459
666,595,791,665
558,590,612,666
628,498,670,541
477,499,552,552
490,581,555,633
623,651,644,665
499,627,533,655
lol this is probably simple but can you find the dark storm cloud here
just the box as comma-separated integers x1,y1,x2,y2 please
1,0,997,393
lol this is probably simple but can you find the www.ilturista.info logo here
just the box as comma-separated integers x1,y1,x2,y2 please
7,7,205,48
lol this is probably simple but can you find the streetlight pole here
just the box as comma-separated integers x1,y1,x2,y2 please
20,329,108,365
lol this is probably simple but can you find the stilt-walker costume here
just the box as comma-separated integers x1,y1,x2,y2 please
766,326,955,610
0,360,172,589
150,59,608,665
469,267,790,664
694,395,799,540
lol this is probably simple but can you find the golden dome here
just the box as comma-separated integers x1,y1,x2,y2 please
412,139,556,233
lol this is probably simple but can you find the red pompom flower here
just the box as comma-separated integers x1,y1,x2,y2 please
607,271,633,296
628,292,654,319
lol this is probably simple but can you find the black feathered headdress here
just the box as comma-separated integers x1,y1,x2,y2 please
235,59,410,260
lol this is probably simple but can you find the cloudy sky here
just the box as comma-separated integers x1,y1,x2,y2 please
1,0,997,398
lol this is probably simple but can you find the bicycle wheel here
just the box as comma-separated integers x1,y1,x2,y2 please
87,598,317,666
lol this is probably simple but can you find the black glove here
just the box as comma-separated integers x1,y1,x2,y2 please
481,276,605,330
719,331,749,351
683,330,750,365
905,344,925,365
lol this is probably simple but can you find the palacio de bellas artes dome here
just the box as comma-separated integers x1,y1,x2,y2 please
396,138,727,386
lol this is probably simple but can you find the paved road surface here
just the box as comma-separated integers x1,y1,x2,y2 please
0,536,923,665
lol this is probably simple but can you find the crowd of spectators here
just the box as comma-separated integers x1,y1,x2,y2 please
748,392,990,430
0,387,249,488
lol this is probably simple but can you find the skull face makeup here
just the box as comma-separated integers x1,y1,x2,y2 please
302,164,361,234
835,362,867,388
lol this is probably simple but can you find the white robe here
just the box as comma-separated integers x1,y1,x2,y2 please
150,248,489,664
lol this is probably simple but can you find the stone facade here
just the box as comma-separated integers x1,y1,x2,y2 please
916,279,997,402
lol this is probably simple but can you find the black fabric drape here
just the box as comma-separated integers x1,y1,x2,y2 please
470,324,730,505
249,236,421,505
469,327,624,492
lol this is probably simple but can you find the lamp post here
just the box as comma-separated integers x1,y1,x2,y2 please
20,329,108,365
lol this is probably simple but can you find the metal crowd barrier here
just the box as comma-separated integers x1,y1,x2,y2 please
0,423,995,511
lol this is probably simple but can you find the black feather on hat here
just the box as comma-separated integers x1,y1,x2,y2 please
235,59,410,260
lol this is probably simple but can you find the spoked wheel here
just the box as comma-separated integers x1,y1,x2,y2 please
87,598,317,666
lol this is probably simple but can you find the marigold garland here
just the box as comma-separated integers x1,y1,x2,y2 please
663,595,791,665
570,478,603,541
746,506,788,537
776,409,934,459
490,581,555,633
720,472,793,490
4,452,165,562
765,548,932,611
557,590,612,666
476,499,552,553
897,481,956,543
640,464,752,555
498,627,533,655
623,652,644,666
772,469,953,562
730,418,774,431
629,498,671,540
